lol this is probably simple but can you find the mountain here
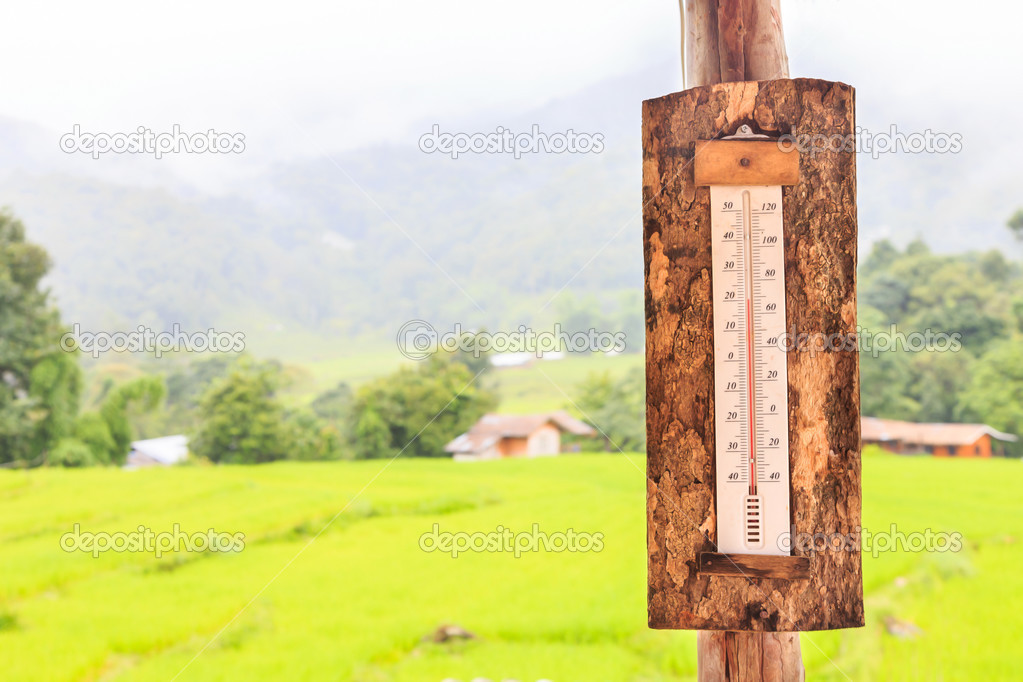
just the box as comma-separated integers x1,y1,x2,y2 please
0,63,1018,360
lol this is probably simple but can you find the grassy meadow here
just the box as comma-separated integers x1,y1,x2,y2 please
80,348,644,420
1,449,1021,681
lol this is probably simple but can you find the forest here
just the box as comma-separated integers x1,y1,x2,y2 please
2,206,1020,466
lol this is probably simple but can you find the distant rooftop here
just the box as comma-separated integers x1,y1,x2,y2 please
128,435,188,465
445,411,595,454
862,417,1017,446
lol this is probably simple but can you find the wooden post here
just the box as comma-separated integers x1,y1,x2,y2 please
687,9,797,670
679,0,788,87
698,631,804,682
646,3,862,680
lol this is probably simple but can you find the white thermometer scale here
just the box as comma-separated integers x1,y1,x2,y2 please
708,137,792,556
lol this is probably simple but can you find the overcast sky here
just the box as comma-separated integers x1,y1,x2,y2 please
1,0,1018,183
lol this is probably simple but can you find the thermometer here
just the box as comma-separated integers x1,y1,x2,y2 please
708,132,792,556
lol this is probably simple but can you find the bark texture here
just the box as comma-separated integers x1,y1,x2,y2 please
683,0,722,87
644,78,863,632
698,631,805,681
681,0,789,87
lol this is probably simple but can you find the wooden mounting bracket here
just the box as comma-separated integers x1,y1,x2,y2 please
699,553,811,580
694,139,799,186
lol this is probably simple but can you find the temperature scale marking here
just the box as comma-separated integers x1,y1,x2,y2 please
711,185,791,555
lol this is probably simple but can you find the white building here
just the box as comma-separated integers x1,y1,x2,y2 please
125,435,189,468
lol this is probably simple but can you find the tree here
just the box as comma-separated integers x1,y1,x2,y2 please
100,376,164,463
444,329,493,376
72,413,118,465
858,350,917,420
281,408,344,461
959,341,1023,457
1008,208,1023,241
906,349,973,423
348,357,496,459
49,438,96,467
27,352,82,461
861,239,900,273
0,210,83,465
906,260,1006,355
192,360,294,464
310,381,353,422
554,294,611,339
70,376,165,465
1013,297,1023,335
351,404,390,459
158,355,237,433
575,368,645,452
857,244,1022,423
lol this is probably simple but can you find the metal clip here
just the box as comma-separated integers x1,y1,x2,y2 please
721,124,773,141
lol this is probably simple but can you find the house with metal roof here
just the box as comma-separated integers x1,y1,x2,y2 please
861,417,1017,457
444,412,596,461
125,435,189,468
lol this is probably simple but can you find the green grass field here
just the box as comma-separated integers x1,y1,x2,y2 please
282,350,644,413
489,353,644,414
1,450,1020,681
81,344,643,416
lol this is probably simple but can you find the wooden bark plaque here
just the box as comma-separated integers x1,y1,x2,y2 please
644,78,864,632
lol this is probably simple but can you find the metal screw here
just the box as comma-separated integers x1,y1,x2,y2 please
740,158,751,167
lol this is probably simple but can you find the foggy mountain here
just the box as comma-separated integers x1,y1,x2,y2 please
0,61,1018,353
